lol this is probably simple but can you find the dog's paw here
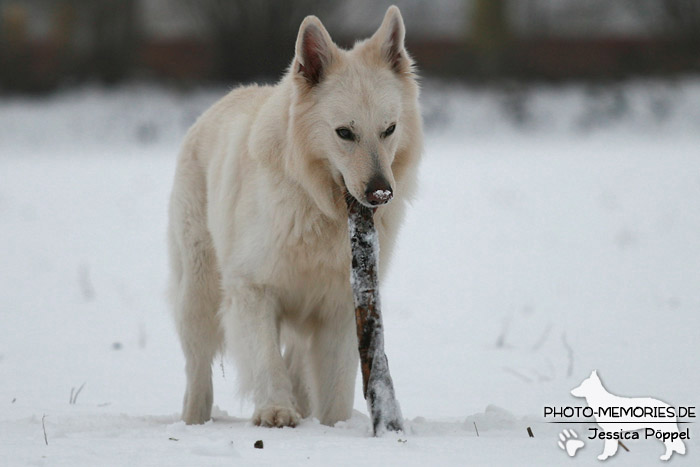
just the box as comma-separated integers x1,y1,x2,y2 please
181,388,213,425
253,406,300,428
558,429,584,457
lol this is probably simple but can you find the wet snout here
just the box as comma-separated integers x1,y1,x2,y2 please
365,173,393,206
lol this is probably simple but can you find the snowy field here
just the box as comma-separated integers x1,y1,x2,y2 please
1,80,699,465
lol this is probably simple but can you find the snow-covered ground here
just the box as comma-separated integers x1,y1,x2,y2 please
1,80,699,465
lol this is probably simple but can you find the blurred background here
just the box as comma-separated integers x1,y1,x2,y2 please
2,2,700,464
1,0,700,92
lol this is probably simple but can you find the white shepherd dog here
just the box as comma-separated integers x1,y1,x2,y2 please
168,6,422,427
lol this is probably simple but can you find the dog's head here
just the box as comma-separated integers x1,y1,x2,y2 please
288,6,421,215
571,370,602,398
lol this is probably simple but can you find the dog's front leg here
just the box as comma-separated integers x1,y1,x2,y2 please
309,307,358,426
220,284,300,427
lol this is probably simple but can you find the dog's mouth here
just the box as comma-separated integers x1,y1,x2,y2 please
340,188,378,215
342,188,377,215
337,175,386,214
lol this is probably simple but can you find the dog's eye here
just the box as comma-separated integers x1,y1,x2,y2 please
335,127,355,141
382,124,396,138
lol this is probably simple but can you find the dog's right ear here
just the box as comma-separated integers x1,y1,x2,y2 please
294,16,336,87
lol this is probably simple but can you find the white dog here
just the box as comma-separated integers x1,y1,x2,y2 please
571,370,686,460
167,6,422,428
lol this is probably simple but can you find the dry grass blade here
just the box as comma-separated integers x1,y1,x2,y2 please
70,382,86,405
42,414,48,445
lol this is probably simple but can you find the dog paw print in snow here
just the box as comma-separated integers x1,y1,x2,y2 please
558,429,584,457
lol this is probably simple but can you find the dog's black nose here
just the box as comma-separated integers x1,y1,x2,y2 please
365,174,393,206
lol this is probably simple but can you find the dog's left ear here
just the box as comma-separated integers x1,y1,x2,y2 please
370,6,411,74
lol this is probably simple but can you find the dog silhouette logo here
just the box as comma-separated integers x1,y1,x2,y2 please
570,370,687,461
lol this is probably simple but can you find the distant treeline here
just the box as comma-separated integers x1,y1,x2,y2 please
1,0,700,93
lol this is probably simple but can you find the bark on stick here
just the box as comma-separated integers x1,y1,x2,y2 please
345,198,403,435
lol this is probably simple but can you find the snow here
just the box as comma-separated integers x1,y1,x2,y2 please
1,80,699,465
372,189,393,202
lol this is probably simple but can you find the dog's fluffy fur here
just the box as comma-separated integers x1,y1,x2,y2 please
168,6,422,427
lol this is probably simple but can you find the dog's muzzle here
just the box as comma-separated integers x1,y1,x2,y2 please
365,174,393,206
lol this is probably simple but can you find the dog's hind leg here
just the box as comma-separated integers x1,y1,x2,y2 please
169,158,223,425
661,435,686,460
174,244,221,425
598,438,619,460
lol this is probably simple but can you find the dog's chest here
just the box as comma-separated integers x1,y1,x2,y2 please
260,206,354,316
270,206,349,276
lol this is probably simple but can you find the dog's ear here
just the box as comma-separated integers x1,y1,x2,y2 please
370,6,411,74
591,370,599,380
294,16,336,87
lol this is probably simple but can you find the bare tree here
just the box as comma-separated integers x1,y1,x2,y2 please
87,0,140,83
470,0,511,76
0,4,31,91
628,0,700,43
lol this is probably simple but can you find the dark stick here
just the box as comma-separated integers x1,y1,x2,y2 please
345,197,403,435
